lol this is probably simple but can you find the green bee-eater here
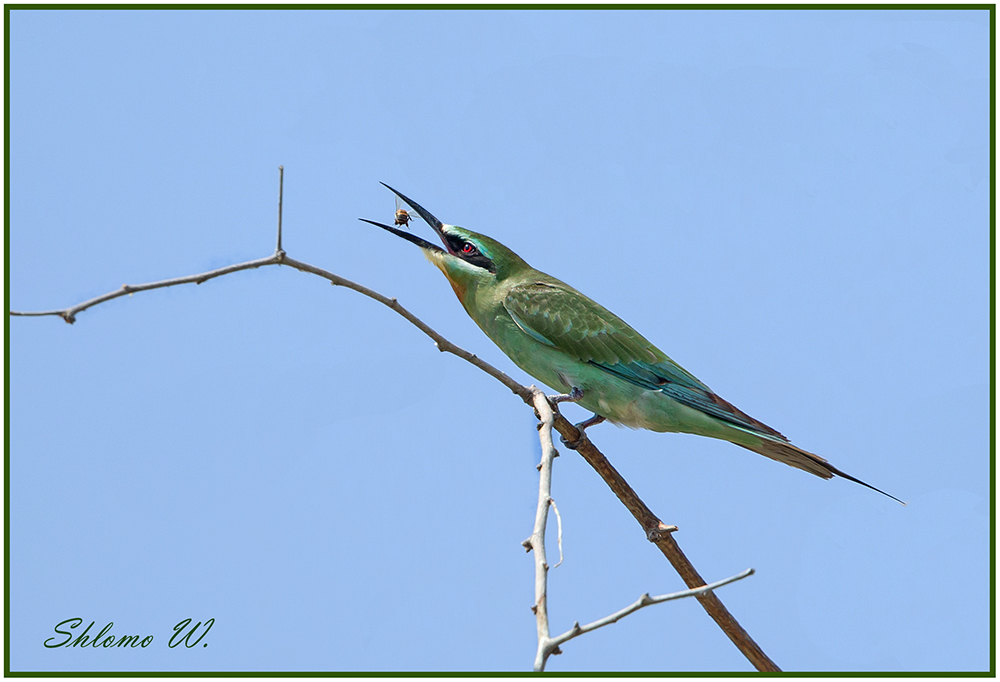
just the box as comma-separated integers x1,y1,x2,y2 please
361,184,901,504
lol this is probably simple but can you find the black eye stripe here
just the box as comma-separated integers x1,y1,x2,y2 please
445,235,496,274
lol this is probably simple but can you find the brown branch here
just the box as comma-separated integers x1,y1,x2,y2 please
9,255,283,324
549,415,782,672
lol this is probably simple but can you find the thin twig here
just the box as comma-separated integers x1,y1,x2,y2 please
276,165,285,255
547,568,755,652
9,255,282,324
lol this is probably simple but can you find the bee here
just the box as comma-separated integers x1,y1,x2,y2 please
394,195,415,229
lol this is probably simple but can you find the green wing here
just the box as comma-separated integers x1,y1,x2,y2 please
503,281,785,439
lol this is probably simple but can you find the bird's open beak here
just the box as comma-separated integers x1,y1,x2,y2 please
358,183,448,254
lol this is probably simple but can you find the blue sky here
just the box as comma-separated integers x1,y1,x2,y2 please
8,8,990,673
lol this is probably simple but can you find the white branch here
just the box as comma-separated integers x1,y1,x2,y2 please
548,568,755,653
526,387,560,672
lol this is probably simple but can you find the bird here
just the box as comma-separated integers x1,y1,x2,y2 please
360,184,903,504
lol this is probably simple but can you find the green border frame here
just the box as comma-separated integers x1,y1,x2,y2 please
4,3,994,677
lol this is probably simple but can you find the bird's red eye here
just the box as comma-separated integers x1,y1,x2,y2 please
462,243,477,255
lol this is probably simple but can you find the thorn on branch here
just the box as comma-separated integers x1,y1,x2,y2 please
646,523,679,542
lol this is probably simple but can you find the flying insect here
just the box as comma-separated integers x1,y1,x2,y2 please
394,195,414,229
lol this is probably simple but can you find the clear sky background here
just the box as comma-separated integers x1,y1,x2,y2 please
8,8,990,674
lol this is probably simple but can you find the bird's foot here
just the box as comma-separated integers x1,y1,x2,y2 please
548,386,584,404
560,413,606,450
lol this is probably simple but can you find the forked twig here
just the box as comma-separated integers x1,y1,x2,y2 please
548,568,755,653
526,387,754,671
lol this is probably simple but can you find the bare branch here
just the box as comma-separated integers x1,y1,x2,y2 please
527,386,561,672
293,255,532,402
10,171,779,671
9,255,283,324
548,568,755,651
